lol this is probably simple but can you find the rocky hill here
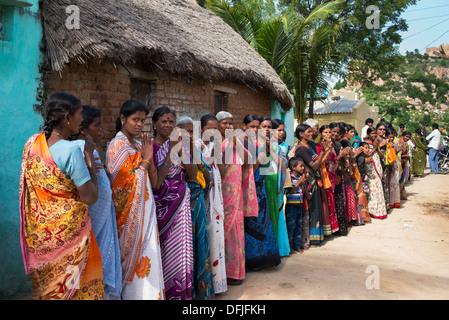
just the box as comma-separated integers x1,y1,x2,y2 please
426,43,449,59
335,43,449,133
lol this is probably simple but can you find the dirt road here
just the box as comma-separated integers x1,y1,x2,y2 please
217,169,449,300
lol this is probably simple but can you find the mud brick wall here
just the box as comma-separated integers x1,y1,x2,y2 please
44,59,272,154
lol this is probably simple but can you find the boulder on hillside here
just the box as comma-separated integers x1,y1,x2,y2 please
440,43,449,57
426,43,449,59
426,66,449,80
411,82,427,92
426,47,440,57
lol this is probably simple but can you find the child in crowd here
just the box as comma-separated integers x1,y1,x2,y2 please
285,157,310,254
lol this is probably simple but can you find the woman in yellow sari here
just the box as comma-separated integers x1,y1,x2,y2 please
19,93,104,300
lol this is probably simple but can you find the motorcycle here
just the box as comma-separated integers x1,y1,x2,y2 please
438,146,449,174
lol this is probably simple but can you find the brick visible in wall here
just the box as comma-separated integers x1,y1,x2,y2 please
44,59,273,155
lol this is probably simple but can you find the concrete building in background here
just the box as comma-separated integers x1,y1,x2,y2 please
312,90,379,135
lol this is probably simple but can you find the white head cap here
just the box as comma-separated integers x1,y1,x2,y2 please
216,111,233,122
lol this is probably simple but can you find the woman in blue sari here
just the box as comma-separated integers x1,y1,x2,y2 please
294,124,332,246
270,119,291,257
346,124,362,148
175,116,214,300
242,115,281,270
71,105,122,299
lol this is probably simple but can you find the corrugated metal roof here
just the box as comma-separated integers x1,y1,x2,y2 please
313,98,359,115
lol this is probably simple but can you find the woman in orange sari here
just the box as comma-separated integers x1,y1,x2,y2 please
19,93,104,300
106,100,165,300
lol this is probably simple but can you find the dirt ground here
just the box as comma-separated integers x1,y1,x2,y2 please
12,170,448,301
217,168,449,300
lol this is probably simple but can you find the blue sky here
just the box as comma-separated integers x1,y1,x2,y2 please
397,0,449,54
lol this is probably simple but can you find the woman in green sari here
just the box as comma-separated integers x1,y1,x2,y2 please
412,128,427,177
258,117,290,257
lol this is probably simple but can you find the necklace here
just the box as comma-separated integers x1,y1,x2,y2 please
155,138,165,147
51,131,65,140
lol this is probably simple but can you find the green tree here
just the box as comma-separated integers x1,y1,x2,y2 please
279,0,417,87
204,0,344,121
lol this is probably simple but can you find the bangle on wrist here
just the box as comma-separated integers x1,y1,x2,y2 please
141,159,151,166
163,161,172,168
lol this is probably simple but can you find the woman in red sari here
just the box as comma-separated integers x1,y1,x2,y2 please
19,93,104,300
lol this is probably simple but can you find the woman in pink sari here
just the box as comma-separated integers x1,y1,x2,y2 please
216,111,258,286
316,125,339,234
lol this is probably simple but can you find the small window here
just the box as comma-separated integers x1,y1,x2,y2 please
0,0,32,42
0,6,13,42
130,78,155,108
214,91,228,114
130,78,156,135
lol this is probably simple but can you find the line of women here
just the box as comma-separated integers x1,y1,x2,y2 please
283,120,416,248
286,120,415,251
19,93,413,300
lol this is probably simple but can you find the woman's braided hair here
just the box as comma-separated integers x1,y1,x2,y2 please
43,93,81,140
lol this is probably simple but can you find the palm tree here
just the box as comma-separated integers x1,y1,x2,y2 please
204,0,344,122
287,15,344,121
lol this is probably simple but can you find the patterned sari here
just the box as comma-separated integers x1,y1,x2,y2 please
188,180,214,299
72,140,122,299
221,138,258,280
295,146,324,245
244,141,281,269
19,133,104,300
188,144,214,299
316,143,339,234
389,142,401,209
342,162,359,223
366,142,387,219
348,159,371,223
106,131,165,300
398,138,410,200
379,144,390,210
195,139,227,294
152,140,193,300
333,143,348,235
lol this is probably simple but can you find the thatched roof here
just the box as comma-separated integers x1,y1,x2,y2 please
39,0,294,110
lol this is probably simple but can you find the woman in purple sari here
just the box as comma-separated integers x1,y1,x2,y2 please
151,107,197,300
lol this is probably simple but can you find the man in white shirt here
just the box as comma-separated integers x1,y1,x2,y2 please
361,118,374,141
426,123,441,174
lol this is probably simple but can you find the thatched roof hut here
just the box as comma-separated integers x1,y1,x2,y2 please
39,0,294,110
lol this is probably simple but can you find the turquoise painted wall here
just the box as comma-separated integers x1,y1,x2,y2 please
0,1,43,298
271,99,295,147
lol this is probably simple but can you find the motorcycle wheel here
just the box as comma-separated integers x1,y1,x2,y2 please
438,159,449,174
